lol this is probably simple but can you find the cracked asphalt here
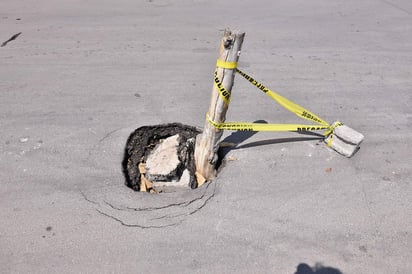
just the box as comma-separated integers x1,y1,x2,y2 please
1,0,411,273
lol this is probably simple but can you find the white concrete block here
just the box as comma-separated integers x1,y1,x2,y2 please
334,124,364,145
325,124,364,157
145,134,180,179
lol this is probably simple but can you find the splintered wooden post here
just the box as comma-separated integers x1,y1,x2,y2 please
195,29,245,183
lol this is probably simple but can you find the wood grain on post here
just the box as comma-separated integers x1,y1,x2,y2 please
195,29,245,183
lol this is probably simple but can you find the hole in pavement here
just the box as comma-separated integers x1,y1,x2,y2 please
122,123,202,193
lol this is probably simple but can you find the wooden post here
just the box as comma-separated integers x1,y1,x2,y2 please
195,29,245,183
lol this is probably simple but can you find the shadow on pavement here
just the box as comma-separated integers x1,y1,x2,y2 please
295,263,343,274
217,120,324,168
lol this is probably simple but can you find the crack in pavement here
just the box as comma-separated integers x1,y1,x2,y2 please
381,0,412,15
86,126,125,162
188,186,216,215
96,209,183,229
103,182,213,212
86,182,216,228
80,190,100,205
150,182,216,220
98,127,123,143
104,199,190,211
79,175,217,228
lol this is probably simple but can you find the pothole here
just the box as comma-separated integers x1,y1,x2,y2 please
82,122,217,228
122,123,202,193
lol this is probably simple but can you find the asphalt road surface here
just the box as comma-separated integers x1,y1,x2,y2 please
1,0,411,273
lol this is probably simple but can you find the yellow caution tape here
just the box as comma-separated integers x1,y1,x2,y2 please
327,134,333,147
206,114,329,132
324,121,343,147
210,60,342,136
216,59,238,69
236,68,329,126
213,60,238,105
323,121,343,138
214,70,231,105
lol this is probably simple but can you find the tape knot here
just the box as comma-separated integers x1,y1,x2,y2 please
324,121,343,147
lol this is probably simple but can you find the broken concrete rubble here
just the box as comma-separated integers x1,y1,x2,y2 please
122,123,201,192
145,134,181,181
150,169,192,193
145,134,193,192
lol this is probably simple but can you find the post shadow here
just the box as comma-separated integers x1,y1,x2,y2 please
216,120,324,170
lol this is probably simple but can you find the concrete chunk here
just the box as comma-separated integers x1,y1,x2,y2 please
144,133,197,192
145,134,181,181
152,169,191,193
325,124,364,157
334,124,364,145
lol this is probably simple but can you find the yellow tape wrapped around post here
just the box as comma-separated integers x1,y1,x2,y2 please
207,50,363,159
216,60,238,69
213,71,231,105
194,30,245,184
210,66,334,134
213,60,239,105
197,37,357,183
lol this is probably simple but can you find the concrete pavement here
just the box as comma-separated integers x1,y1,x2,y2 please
1,0,411,273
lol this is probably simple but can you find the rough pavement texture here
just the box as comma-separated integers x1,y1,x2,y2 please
1,0,411,273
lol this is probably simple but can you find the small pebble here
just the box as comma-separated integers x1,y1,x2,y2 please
227,155,238,161
19,137,29,143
